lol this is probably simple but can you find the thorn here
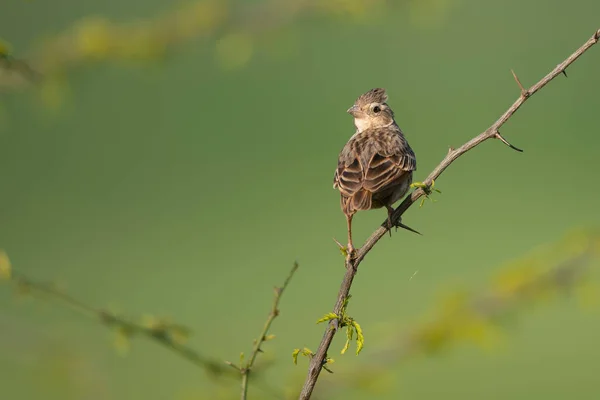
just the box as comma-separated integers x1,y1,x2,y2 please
225,361,241,371
495,131,524,152
595,29,600,41
448,146,454,155
511,69,529,97
332,237,344,249
562,69,568,78
396,221,422,236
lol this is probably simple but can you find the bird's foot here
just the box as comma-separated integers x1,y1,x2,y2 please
385,206,421,236
410,179,442,208
333,238,357,261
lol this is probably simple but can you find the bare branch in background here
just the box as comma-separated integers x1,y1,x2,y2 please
2,269,230,377
298,28,600,399
0,257,293,398
0,0,407,91
226,262,299,400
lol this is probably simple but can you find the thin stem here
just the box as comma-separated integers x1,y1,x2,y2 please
8,271,228,376
239,262,299,400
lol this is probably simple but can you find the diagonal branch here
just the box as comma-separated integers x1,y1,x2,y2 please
298,28,600,400
5,270,230,376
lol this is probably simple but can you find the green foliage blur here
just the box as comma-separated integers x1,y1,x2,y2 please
1,0,600,399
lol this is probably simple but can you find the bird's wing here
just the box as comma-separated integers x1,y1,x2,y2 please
333,127,416,198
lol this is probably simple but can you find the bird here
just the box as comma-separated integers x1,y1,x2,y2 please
333,88,418,257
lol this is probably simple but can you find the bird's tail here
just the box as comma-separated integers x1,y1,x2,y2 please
351,189,372,211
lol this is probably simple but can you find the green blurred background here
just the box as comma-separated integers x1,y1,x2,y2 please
1,0,600,399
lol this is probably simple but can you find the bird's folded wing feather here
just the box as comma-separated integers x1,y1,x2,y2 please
333,128,416,198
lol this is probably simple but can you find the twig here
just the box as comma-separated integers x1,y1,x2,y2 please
233,262,299,400
298,28,600,399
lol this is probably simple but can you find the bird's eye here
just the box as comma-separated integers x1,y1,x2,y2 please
372,105,381,113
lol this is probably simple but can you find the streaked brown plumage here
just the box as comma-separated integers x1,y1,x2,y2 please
333,88,416,255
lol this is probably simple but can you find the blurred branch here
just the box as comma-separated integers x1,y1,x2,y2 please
225,262,299,400
0,0,408,92
0,265,230,377
299,28,600,399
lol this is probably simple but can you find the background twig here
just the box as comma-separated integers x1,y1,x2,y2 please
298,28,600,400
4,269,230,376
226,262,299,400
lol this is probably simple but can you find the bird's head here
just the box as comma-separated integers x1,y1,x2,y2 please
347,88,395,132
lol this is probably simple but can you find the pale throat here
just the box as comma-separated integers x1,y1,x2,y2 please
353,117,394,133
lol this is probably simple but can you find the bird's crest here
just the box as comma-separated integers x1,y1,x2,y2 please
355,88,388,106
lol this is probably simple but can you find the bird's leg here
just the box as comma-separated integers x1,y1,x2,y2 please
385,205,394,237
346,213,356,258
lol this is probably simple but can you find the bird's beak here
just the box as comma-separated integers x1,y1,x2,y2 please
347,105,359,116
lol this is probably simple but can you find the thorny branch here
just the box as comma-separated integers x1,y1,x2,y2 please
298,28,600,400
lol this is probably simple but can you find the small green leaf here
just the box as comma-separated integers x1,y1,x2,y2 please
341,325,354,354
170,324,191,344
113,326,133,355
0,39,11,57
0,250,11,280
316,312,338,324
301,347,314,357
340,339,350,355
353,320,364,355
292,348,300,365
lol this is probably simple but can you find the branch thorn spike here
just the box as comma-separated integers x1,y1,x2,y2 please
495,131,524,153
332,237,345,249
511,69,529,97
396,221,422,236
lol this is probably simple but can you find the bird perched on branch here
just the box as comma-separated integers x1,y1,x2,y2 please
333,88,419,257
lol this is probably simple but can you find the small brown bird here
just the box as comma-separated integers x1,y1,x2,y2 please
333,88,417,256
